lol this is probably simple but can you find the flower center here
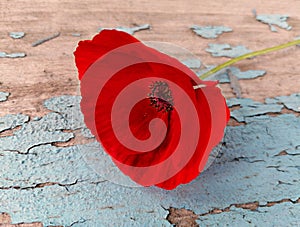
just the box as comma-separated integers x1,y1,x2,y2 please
148,81,174,112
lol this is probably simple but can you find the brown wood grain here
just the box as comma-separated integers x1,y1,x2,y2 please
0,0,299,226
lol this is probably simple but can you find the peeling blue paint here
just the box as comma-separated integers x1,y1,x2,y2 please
0,114,29,133
43,95,85,130
0,96,89,153
224,67,266,82
9,32,25,39
227,97,283,122
1,95,300,226
256,14,292,32
0,96,85,153
98,24,151,35
202,66,266,83
269,93,300,113
0,113,74,153
0,92,10,102
0,52,26,58
206,43,252,58
0,143,101,188
190,25,232,39
226,97,259,107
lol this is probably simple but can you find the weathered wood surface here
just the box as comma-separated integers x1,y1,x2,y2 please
0,0,300,226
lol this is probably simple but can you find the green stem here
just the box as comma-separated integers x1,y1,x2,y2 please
199,39,300,80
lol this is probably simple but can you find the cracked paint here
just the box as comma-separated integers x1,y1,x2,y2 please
168,198,300,226
198,202,300,226
0,113,74,153
256,14,292,32
98,24,151,35
227,97,284,122
43,95,85,130
0,114,29,133
0,143,102,189
167,207,198,226
0,95,91,154
1,95,300,226
205,43,252,58
190,25,232,39
266,93,300,113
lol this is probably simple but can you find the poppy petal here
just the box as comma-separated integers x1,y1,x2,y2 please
74,30,229,190
74,30,140,80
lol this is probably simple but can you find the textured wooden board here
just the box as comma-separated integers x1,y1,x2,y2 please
0,0,300,117
0,0,300,226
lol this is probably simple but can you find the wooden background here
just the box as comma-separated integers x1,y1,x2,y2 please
0,0,299,226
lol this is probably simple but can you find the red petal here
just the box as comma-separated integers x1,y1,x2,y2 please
74,30,140,80
75,30,229,190
197,85,229,173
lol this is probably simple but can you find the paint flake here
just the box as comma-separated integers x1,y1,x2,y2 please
207,66,266,83
256,14,292,32
227,97,283,122
0,92,10,102
206,43,252,58
268,93,300,112
9,32,25,39
0,52,26,58
98,24,151,35
197,66,266,83
190,25,232,39
226,97,260,107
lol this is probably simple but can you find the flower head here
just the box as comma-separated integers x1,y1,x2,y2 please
74,30,229,190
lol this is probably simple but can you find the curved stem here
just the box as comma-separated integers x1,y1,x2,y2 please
199,39,300,80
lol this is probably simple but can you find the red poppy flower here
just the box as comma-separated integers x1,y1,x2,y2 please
74,30,229,190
